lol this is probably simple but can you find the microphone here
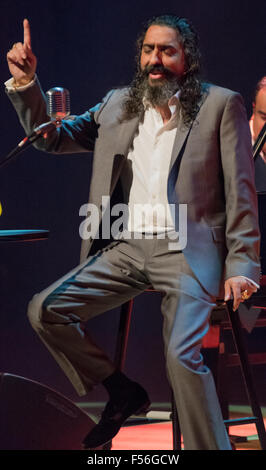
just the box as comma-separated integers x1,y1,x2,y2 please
0,87,70,168
46,87,70,120
27,87,70,139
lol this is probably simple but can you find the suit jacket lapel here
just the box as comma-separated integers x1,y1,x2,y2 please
110,114,141,193
169,115,193,172
116,114,141,154
169,87,209,172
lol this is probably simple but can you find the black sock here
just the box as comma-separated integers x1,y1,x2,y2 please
102,370,134,399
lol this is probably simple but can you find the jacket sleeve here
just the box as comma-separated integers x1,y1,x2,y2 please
220,92,261,283
5,76,113,154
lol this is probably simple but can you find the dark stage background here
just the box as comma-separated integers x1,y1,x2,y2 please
0,0,265,407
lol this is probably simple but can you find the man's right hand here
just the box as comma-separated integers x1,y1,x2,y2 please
6,19,37,87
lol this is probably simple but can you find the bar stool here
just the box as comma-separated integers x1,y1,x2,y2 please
112,291,266,450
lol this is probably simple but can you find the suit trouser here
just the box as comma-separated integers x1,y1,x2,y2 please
27,236,231,450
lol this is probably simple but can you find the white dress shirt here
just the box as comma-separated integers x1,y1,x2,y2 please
127,93,179,234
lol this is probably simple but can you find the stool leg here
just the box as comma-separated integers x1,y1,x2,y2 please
103,301,133,451
216,331,230,420
114,300,134,370
226,300,266,449
171,390,182,450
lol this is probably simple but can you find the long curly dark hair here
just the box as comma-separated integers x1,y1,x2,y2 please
121,15,204,126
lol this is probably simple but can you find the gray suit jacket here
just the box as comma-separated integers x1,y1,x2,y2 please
6,79,260,300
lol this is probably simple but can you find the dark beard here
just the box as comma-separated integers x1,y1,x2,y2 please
142,65,180,107
120,65,180,121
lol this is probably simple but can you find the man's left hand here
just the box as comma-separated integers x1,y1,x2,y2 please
224,276,258,311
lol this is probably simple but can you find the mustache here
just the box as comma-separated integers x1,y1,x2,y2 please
142,64,175,78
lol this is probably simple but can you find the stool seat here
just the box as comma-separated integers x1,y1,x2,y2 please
0,229,49,242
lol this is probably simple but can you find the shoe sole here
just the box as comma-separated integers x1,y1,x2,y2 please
82,399,151,449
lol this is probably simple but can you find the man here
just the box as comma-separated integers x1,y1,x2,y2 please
5,16,260,450
249,76,266,191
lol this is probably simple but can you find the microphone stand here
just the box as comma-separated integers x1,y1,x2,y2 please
0,134,42,170
0,120,61,170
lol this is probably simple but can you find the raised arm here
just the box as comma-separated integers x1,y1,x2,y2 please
6,20,104,154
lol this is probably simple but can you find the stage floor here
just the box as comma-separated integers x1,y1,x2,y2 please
79,402,266,450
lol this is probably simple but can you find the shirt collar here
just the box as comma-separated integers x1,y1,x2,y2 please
168,91,180,116
143,90,180,116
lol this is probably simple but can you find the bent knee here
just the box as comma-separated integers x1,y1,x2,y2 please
27,293,48,330
166,343,205,374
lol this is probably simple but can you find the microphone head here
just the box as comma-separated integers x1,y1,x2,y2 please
46,87,70,120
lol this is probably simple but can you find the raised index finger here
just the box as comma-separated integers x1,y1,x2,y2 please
23,18,31,49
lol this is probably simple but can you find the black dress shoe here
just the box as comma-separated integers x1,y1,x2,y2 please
82,382,150,449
